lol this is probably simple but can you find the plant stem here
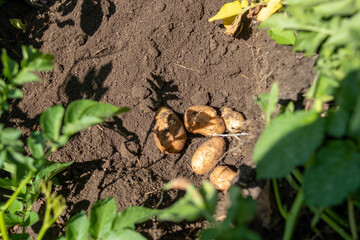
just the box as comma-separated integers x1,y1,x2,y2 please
348,198,358,240
0,172,33,240
272,178,288,219
283,190,304,240
36,195,52,240
313,208,353,240
0,212,9,240
324,208,349,229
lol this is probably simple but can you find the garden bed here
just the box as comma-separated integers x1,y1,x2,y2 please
0,0,317,239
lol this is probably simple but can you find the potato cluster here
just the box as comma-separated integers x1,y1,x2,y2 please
153,105,246,191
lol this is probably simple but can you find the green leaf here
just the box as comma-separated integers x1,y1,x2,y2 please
254,111,325,178
65,212,90,240
7,89,24,99
28,162,73,209
40,105,65,143
103,229,147,240
325,107,349,138
113,207,158,230
7,198,23,214
0,177,14,190
157,182,216,222
259,13,301,30
348,94,360,139
89,197,117,239
23,211,39,227
253,82,279,126
336,70,360,111
12,71,39,85
4,213,23,227
20,46,54,71
306,74,339,102
304,140,360,207
293,31,328,56
9,18,26,32
1,49,19,80
313,0,355,17
0,127,23,145
63,100,129,136
27,131,46,159
268,28,296,45
10,234,30,240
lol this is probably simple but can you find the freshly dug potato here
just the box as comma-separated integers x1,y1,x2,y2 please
191,137,226,174
154,107,187,154
210,166,237,191
184,105,225,136
221,107,245,133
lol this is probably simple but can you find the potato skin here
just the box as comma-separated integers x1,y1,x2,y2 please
210,166,237,191
221,107,245,133
184,105,225,136
191,137,226,174
154,107,187,154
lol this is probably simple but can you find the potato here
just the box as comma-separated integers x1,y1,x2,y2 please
221,107,245,133
191,137,226,174
184,105,225,136
154,107,187,154
210,166,237,191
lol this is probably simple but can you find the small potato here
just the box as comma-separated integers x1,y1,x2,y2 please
191,137,226,174
184,105,225,136
154,107,187,154
221,107,245,133
210,166,237,191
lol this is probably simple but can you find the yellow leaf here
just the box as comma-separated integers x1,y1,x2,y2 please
241,0,249,9
223,16,237,30
209,1,242,22
257,0,282,22
9,18,27,32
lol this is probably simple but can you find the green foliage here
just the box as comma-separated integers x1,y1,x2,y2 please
9,19,26,33
60,181,218,240
200,186,260,240
0,46,130,240
0,46,53,116
253,1,360,237
60,183,257,240
259,0,360,108
254,110,324,178
267,28,296,45
304,140,360,207
253,81,279,126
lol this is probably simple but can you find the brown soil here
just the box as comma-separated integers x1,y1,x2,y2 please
1,0,317,239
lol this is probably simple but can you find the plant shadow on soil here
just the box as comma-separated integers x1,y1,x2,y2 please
0,0,323,239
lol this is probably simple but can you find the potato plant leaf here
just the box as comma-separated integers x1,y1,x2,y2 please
23,211,39,227
103,229,147,240
113,207,158,230
254,111,324,178
63,99,129,136
303,140,360,207
9,234,30,240
40,105,65,143
325,107,349,138
89,197,117,239
20,45,54,72
12,71,39,85
1,49,19,81
267,28,296,45
9,18,26,32
65,212,90,240
253,82,279,126
27,131,46,159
